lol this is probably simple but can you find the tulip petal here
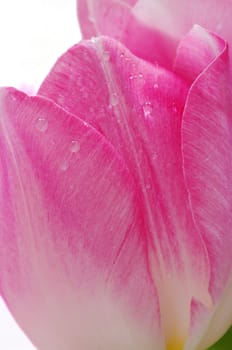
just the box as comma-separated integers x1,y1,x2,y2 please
177,28,232,349
77,0,177,68
198,277,232,350
174,25,226,84
77,0,232,68
133,0,232,46
0,88,160,349
39,37,213,348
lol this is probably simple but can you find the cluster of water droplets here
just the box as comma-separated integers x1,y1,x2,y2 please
129,73,144,80
35,117,80,173
142,102,153,119
60,140,81,172
35,117,48,133
99,48,178,135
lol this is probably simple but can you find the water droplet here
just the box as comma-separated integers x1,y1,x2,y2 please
60,160,69,172
110,92,119,106
129,73,144,81
35,118,48,132
172,102,177,113
153,83,159,89
70,140,80,153
103,51,110,62
120,53,125,58
143,102,153,118
91,36,97,44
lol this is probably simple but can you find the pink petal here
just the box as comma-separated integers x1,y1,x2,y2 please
178,27,232,348
77,0,177,68
197,276,232,350
174,25,226,84
77,0,232,68
0,88,159,349
39,37,213,348
134,0,232,46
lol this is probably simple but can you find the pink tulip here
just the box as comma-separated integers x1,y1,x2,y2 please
77,0,232,69
0,4,232,350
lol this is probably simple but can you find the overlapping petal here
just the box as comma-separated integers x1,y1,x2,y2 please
38,29,231,349
77,0,232,68
1,19,232,350
0,88,160,349
176,27,232,349
40,26,232,348
77,0,178,68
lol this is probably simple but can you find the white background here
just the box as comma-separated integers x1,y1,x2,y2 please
0,1,81,348
0,0,80,89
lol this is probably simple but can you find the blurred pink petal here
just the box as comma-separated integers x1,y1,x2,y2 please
77,0,177,68
77,0,232,68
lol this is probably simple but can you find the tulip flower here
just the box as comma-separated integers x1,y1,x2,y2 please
77,0,232,68
0,2,232,350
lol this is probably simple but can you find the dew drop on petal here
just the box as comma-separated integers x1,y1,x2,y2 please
35,118,48,132
130,73,144,80
91,37,97,44
154,83,159,89
60,160,69,172
172,102,177,113
70,140,80,153
143,102,153,118
110,93,119,107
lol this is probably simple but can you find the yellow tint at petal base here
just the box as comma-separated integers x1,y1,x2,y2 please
166,337,185,350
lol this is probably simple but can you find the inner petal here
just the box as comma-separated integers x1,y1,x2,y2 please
38,36,212,348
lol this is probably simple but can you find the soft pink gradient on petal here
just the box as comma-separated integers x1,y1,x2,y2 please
0,88,159,350
77,0,177,68
134,0,232,46
77,0,232,68
177,27,232,349
1,18,232,349
174,25,226,84
38,36,220,348
133,0,232,68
